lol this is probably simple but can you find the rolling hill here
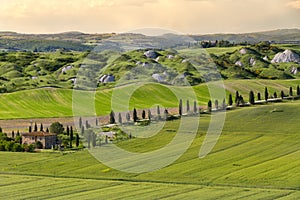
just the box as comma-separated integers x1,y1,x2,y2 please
0,101,299,199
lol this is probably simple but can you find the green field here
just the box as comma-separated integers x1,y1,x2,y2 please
0,102,299,199
0,79,299,119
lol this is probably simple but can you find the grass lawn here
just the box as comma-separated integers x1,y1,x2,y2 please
0,79,299,119
0,102,299,199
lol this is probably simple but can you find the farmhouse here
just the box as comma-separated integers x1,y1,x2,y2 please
22,131,57,149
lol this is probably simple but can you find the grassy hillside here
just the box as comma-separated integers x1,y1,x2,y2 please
0,102,299,199
0,79,299,119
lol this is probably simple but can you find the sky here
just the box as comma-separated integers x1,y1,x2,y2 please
0,0,300,34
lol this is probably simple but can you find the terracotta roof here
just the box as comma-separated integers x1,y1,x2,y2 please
22,131,57,137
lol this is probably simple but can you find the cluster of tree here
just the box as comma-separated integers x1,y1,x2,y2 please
0,131,34,152
205,85,300,113
200,40,234,48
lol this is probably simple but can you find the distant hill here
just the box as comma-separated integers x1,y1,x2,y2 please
0,29,300,52
189,29,300,44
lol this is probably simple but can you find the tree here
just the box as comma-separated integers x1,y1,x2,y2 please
179,99,182,116
186,100,190,113
29,126,32,133
92,132,96,147
70,126,73,148
297,85,300,96
157,105,160,115
222,98,226,110
148,110,152,121
75,133,80,147
81,126,84,135
142,110,146,119
0,127,2,133
194,101,197,113
118,113,122,124
281,90,285,99
257,92,261,101
40,123,44,132
249,90,255,105
235,91,239,103
85,120,89,128
126,113,130,122
46,127,49,133
16,130,20,137
265,87,269,101
109,110,115,124
34,122,38,132
87,132,91,149
133,108,138,122
50,122,64,134
207,100,212,113
237,95,244,106
79,117,82,128
214,99,219,109
228,94,233,106
157,106,161,120
164,109,168,120
66,126,70,136
95,118,98,126
289,86,293,96
274,92,277,99
11,131,15,139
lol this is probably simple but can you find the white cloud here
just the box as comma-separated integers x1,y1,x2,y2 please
286,0,300,9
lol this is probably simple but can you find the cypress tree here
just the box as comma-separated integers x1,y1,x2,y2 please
194,100,197,113
11,131,15,138
70,126,73,148
257,92,261,100
265,87,269,101
75,133,80,147
157,105,160,115
228,94,233,106
87,132,91,149
207,100,212,113
85,120,89,128
40,123,44,132
79,117,82,128
81,126,84,136
222,98,226,110
66,126,70,136
289,86,293,96
92,133,96,147
249,90,255,105
46,127,49,133
148,110,151,121
179,99,182,116
118,113,122,124
281,90,285,99
29,126,32,133
109,111,116,124
297,85,300,96
235,91,239,103
17,130,20,137
274,92,277,99
126,113,130,122
164,109,168,120
95,118,98,126
0,127,2,133
142,110,146,119
186,100,190,113
157,106,161,120
34,122,38,132
215,99,219,109
133,108,138,122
